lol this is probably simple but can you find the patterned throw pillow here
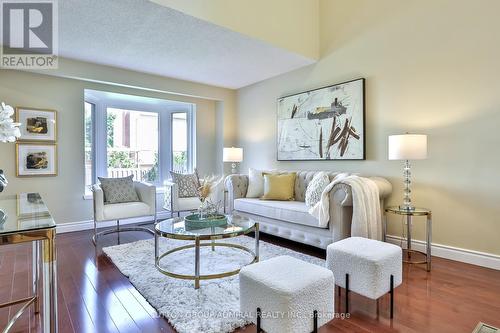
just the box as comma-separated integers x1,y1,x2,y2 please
170,171,200,198
305,172,330,207
98,175,139,204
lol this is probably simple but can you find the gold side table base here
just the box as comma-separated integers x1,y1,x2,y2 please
403,249,428,265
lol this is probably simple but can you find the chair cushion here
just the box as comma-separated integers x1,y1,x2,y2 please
102,201,151,220
98,175,139,204
170,171,199,198
177,197,202,211
234,198,323,228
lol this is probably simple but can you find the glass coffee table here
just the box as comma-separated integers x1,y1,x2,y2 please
154,214,259,289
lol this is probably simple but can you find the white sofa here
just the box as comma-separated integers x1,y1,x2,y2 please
225,171,392,249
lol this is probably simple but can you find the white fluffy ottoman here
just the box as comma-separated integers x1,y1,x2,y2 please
239,255,334,333
326,237,402,318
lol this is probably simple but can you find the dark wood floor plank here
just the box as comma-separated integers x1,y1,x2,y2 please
0,226,499,333
9,242,31,333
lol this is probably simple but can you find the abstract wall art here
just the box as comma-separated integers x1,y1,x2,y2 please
277,78,365,161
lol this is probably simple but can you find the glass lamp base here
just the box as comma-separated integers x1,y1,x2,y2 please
399,205,415,211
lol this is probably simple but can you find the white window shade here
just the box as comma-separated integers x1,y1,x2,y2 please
388,134,427,160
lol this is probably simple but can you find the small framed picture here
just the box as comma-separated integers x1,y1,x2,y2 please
16,143,58,177
15,107,57,142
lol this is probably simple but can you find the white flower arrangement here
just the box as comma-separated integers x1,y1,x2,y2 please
0,102,21,143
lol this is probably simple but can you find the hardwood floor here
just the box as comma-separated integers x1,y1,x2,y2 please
0,226,499,333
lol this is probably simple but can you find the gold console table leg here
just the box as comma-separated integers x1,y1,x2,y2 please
42,229,58,333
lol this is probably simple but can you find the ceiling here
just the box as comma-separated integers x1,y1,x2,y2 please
59,0,315,89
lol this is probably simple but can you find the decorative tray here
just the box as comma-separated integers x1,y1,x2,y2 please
184,213,227,230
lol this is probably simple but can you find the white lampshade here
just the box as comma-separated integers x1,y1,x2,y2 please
223,147,243,162
388,134,427,160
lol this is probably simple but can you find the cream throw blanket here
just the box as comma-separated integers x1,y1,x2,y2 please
309,174,382,240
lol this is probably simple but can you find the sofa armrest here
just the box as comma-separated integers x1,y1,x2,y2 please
327,177,392,241
164,181,179,212
92,184,105,222
224,174,248,213
329,177,392,207
134,181,156,215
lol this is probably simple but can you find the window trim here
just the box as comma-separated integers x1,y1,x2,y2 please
84,91,195,197
170,107,195,174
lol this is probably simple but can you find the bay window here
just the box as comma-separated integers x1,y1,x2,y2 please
84,90,195,194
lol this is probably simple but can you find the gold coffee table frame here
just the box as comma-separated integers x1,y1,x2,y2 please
154,217,259,289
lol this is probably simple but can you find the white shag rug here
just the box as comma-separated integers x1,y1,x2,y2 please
103,236,325,333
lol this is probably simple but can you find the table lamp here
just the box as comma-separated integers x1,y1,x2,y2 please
388,134,427,211
223,147,243,174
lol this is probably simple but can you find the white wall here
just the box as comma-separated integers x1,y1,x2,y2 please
0,60,236,224
236,0,500,256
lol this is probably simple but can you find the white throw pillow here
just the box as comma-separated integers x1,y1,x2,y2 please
246,168,265,198
305,172,330,207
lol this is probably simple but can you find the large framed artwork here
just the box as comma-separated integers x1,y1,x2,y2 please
16,143,58,177
15,107,57,142
277,78,365,161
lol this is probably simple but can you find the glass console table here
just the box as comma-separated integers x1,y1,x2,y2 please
0,193,57,333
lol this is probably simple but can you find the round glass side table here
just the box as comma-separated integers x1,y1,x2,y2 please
383,207,432,271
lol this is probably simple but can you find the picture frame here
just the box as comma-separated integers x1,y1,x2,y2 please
277,78,365,161
15,107,57,142
16,143,58,177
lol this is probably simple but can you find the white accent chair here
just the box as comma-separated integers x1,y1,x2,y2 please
163,180,201,217
240,255,334,333
92,181,156,245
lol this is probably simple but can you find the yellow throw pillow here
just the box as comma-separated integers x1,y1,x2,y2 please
261,172,296,201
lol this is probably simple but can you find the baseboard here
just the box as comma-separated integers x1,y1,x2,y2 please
385,235,500,271
56,220,500,271
56,211,173,234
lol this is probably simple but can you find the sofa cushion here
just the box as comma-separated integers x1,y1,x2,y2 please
234,198,325,228
246,168,265,198
294,171,343,202
262,172,296,201
305,171,330,207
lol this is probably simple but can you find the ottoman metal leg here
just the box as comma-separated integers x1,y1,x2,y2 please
390,274,394,319
313,310,318,333
345,273,349,313
256,307,261,332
